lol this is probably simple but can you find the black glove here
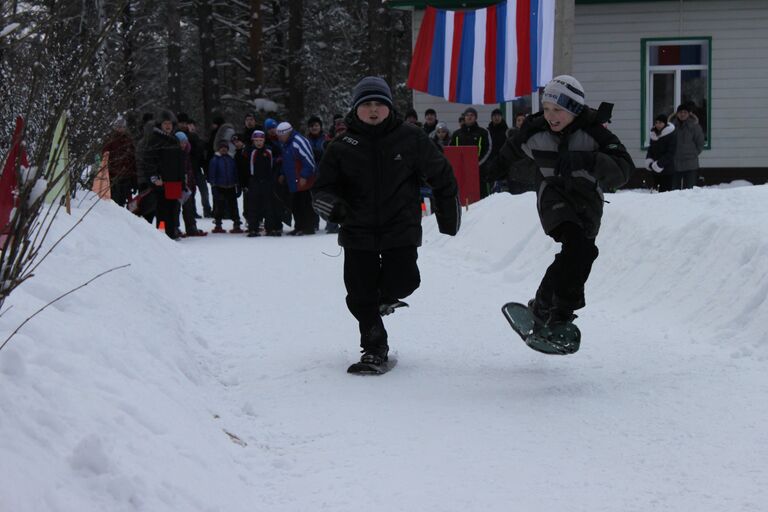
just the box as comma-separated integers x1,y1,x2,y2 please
314,197,348,223
433,195,461,236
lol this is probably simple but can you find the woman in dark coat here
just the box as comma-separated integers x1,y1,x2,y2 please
143,109,185,240
645,114,677,192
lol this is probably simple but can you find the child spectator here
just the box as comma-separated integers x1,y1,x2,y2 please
244,130,280,237
208,140,243,233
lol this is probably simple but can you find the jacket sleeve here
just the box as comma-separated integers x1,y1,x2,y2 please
143,136,161,183
418,132,461,236
478,128,492,166
586,124,634,190
311,143,347,222
694,123,705,154
207,158,217,185
296,140,317,179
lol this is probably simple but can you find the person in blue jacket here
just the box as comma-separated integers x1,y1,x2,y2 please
277,122,316,235
208,140,243,233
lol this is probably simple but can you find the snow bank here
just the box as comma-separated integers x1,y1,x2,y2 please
0,198,251,511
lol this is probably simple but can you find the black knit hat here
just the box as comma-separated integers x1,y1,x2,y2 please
425,108,437,116
352,76,393,110
655,114,668,124
307,115,323,127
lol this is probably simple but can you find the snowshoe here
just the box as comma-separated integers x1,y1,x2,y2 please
502,301,581,355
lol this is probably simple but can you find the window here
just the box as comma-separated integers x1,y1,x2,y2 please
642,38,711,149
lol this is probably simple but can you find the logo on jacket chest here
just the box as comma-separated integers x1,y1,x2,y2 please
342,136,359,146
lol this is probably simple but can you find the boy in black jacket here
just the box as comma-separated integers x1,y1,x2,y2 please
312,76,461,367
490,75,633,327
244,130,279,237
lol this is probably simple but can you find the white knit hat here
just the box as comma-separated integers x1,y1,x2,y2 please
276,121,293,135
542,75,585,116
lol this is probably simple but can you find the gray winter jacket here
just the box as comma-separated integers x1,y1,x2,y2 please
490,109,633,239
670,115,705,172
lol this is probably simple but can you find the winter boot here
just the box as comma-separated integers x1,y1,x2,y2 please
527,298,551,325
547,307,578,326
230,225,244,234
360,325,389,365
212,225,225,234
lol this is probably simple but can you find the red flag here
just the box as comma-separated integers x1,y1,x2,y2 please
1,116,26,235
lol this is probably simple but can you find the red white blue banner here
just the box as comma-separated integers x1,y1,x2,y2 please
407,0,554,104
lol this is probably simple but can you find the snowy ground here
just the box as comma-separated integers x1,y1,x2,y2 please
1,185,766,511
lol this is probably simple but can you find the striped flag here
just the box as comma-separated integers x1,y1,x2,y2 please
407,0,555,105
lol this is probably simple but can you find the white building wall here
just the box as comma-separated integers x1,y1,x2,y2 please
573,0,768,168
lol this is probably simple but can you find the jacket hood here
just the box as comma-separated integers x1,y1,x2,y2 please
650,122,675,141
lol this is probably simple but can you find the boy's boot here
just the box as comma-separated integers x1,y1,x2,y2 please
360,325,389,365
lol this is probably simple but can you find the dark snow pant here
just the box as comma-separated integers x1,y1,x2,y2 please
680,169,699,189
343,246,421,350
536,222,599,313
245,181,279,232
157,194,181,239
110,177,133,207
181,192,198,234
195,168,212,216
291,190,315,234
212,186,241,227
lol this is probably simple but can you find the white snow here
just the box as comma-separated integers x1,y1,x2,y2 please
0,23,20,38
1,185,766,511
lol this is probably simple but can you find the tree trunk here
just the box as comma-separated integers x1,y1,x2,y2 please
166,0,182,112
250,0,264,98
197,0,220,131
287,0,304,126
272,1,288,102
122,0,138,117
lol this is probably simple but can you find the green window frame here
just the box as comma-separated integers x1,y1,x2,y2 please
640,37,712,150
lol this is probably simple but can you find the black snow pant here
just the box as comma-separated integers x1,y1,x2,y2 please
110,176,133,207
181,191,199,234
343,246,421,350
291,190,315,234
157,193,181,239
195,167,212,216
245,180,279,232
212,186,241,227
536,222,599,313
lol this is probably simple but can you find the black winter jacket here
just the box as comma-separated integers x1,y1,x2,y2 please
487,120,509,160
450,123,492,166
143,128,185,183
490,108,633,238
645,123,677,174
312,112,461,251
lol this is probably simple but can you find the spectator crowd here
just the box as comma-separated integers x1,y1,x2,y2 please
98,100,705,241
